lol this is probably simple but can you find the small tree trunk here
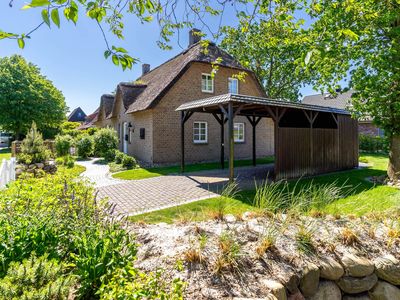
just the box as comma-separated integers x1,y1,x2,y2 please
388,135,400,181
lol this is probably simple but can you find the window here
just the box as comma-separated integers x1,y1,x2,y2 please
201,74,214,93
193,122,208,143
228,77,239,94
234,123,245,142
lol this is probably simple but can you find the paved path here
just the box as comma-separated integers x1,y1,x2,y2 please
77,159,273,216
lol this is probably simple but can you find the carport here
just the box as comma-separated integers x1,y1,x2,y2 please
176,93,358,182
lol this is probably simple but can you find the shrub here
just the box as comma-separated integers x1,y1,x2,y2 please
98,264,185,300
115,150,125,164
0,172,137,298
76,135,94,158
104,149,117,162
93,128,118,158
19,122,50,163
55,155,75,168
60,121,81,137
55,134,73,156
0,254,75,299
122,155,137,169
359,134,389,152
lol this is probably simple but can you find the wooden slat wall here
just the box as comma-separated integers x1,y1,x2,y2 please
275,115,358,179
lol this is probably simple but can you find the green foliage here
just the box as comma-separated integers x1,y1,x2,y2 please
98,264,185,300
359,134,389,153
114,150,125,164
0,171,137,298
76,134,94,158
122,155,137,169
55,154,75,168
60,121,81,137
19,122,49,164
94,128,118,158
220,1,311,100
55,134,73,157
0,55,66,139
0,254,75,299
104,149,117,162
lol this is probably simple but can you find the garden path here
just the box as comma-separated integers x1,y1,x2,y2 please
77,159,274,216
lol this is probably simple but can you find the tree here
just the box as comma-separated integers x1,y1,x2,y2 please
220,1,311,100
305,0,400,181
0,55,67,139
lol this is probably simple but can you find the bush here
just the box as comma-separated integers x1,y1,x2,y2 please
19,122,50,164
359,134,389,152
55,155,75,168
115,150,125,164
104,149,117,162
76,135,94,158
122,155,137,169
98,264,185,300
0,254,75,299
55,134,73,157
93,128,118,158
60,121,81,137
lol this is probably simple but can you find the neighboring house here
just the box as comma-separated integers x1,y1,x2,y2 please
68,107,87,123
302,90,383,137
92,29,274,164
77,109,99,130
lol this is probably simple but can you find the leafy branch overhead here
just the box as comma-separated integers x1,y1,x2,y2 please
2,0,242,70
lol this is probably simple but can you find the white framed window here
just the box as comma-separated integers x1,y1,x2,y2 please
201,73,214,93
193,122,208,143
234,122,245,142
228,77,239,94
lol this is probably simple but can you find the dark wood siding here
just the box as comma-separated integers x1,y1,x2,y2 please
275,115,358,179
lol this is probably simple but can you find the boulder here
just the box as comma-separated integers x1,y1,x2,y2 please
337,273,378,294
308,281,341,300
374,254,400,285
341,254,374,277
263,280,287,300
319,256,344,280
287,291,304,300
278,272,300,294
369,281,400,300
35,162,44,169
299,263,320,297
343,294,371,300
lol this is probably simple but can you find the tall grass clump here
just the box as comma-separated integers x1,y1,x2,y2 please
209,182,239,221
253,179,352,214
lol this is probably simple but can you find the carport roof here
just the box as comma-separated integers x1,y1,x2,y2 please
176,93,351,115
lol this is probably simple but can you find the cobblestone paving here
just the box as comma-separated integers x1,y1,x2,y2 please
78,159,273,216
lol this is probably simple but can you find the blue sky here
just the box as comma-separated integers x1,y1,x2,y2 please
0,1,317,115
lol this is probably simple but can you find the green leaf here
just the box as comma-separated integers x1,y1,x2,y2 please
112,55,119,66
340,29,359,41
51,9,60,28
41,9,50,27
104,50,111,59
17,38,25,49
29,0,50,7
0,31,17,39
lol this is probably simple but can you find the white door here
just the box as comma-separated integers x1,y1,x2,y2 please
123,122,128,154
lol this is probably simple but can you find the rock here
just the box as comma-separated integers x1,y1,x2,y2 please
278,272,300,294
341,254,374,277
308,281,341,300
15,168,23,176
319,256,344,280
337,273,378,294
287,291,304,300
263,280,287,300
28,164,36,170
343,294,371,300
299,263,320,297
35,162,44,169
369,281,400,300
374,254,400,285
242,211,253,220
224,214,236,223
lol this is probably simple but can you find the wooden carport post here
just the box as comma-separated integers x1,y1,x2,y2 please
228,102,234,182
246,115,262,166
180,110,193,173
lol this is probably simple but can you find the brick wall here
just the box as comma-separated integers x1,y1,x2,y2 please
152,62,274,164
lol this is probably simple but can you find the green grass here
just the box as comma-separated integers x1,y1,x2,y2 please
130,153,399,224
113,156,274,180
0,148,11,160
58,164,86,177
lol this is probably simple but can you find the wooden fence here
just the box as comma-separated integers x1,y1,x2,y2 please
0,158,16,188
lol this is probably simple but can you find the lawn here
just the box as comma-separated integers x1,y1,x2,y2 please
113,156,274,180
130,153,398,224
0,148,11,160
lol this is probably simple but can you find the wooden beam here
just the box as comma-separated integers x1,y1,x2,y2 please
228,102,234,182
180,111,186,173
